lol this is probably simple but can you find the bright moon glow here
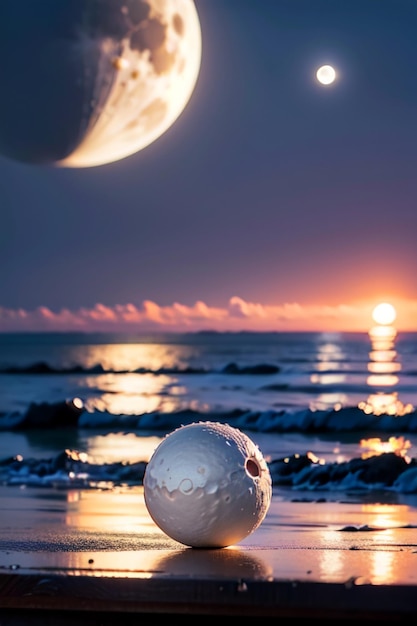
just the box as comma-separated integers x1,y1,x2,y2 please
316,65,336,85
372,302,397,326
60,0,202,167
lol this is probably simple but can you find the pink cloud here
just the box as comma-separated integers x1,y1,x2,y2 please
0,297,416,333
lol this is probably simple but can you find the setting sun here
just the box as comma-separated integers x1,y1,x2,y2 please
372,302,397,326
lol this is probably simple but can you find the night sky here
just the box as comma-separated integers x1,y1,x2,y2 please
1,0,416,332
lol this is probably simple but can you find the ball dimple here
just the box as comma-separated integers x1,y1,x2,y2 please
143,421,272,548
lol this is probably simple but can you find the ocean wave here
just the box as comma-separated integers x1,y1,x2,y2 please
1,446,417,495
2,398,417,434
0,361,281,376
0,448,147,489
269,451,417,494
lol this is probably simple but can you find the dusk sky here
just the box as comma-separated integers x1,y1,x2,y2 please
1,0,416,333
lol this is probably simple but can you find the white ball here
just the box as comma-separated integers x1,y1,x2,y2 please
143,421,272,548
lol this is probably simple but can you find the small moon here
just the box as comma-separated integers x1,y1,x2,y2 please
316,65,336,85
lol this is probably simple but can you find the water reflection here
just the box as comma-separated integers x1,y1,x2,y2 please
308,326,415,420
61,488,273,579
86,432,161,463
151,546,273,580
64,488,153,534
82,372,179,415
309,336,351,410
360,435,411,461
4,486,417,585
75,343,211,416
69,343,199,372
359,323,414,417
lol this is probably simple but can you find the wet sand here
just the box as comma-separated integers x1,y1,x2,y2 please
1,485,417,620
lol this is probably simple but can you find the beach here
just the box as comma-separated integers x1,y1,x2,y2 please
1,483,417,620
1,331,417,619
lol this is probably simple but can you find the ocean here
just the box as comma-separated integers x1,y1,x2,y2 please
1,329,417,501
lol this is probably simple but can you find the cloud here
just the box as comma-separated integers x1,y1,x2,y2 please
0,297,416,333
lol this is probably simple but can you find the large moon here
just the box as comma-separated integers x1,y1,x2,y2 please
0,0,202,167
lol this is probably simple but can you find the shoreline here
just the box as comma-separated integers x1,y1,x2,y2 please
1,486,417,619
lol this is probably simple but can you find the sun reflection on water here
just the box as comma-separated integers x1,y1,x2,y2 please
82,372,182,415
64,488,153,534
69,343,199,372
86,432,161,464
308,318,414,417
360,435,411,462
368,550,395,585
359,322,414,417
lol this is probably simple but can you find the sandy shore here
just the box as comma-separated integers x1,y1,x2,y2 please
1,485,417,620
